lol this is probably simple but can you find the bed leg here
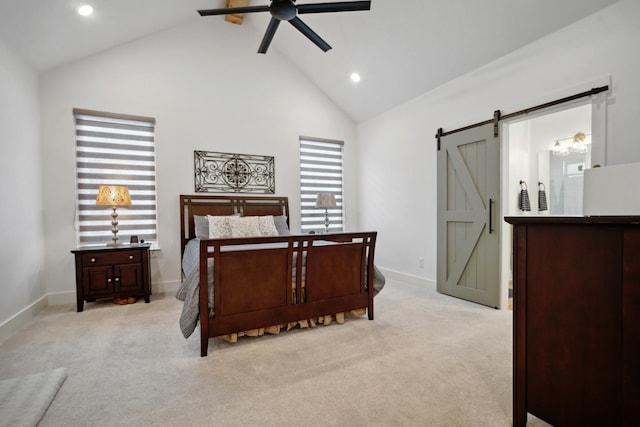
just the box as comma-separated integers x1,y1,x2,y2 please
201,337,208,357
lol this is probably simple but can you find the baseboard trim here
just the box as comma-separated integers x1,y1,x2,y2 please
0,280,182,344
0,295,48,345
45,280,181,306
46,291,76,306
152,279,180,295
378,267,436,288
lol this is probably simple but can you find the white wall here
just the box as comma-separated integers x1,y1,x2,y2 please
0,37,45,332
505,120,531,217
39,19,357,298
357,0,640,282
4,0,640,323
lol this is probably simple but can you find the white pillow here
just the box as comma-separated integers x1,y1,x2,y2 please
257,215,279,237
228,216,261,238
207,215,233,239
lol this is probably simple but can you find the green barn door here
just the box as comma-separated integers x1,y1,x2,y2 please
437,124,500,308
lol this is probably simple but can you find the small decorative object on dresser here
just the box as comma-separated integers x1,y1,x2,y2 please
71,243,151,312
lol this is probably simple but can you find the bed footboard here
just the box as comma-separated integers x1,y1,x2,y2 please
198,232,376,356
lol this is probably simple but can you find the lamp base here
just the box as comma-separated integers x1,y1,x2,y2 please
110,207,120,245
324,208,330,234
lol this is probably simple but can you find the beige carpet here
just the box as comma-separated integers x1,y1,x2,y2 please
0,280,550,426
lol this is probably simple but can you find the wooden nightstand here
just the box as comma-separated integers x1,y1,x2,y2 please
71,243,151,312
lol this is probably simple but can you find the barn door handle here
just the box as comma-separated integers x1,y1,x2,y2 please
489,198,494,234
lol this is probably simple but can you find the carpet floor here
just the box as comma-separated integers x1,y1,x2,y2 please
0,280,551,426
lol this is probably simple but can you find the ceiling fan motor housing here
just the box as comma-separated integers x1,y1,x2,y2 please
197,1,371,54
270,0,297,21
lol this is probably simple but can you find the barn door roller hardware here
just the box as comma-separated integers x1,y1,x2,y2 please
435,85,609,150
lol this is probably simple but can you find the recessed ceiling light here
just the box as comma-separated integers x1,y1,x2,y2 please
78,5,94,16
350,72,361,83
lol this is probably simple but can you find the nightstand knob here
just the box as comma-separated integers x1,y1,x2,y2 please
91,258,96,263
115,277,120,282
107,278,112,283
129,255,134,260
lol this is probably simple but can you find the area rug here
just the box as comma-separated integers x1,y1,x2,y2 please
0,368,67,427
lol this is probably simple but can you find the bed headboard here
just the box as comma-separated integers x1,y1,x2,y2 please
180,194,289,254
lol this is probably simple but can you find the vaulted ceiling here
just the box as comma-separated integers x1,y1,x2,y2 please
0,0,620,122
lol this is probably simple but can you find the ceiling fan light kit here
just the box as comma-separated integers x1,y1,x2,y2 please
198,0,371,54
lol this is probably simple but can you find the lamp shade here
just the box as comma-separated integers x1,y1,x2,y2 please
95,185,132,207
315,192,336,209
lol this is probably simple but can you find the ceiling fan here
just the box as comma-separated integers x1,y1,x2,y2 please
198,1,371,54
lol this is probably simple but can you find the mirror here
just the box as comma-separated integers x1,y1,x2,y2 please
538,139,591,215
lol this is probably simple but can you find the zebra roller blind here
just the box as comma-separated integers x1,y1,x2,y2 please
74,108,158,247
299,137,344,233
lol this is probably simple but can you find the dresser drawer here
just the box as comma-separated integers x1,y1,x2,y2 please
82,250,141,266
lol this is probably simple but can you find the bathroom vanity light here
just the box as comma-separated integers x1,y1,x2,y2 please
551,132,590,156
570,132,588,153
551,140,569,156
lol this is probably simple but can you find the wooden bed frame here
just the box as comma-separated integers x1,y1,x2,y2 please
180,194,377,356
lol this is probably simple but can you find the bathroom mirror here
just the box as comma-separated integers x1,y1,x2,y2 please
538,136,591,215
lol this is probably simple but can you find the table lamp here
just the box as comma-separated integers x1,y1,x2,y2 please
96,185,131,244
315,192,336,234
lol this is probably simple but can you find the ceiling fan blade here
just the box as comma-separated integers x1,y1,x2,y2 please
198,6,270,16
258,18,281,54
297,1,371,14
288,17,332,52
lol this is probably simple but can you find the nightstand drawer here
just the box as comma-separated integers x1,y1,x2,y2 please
82,250,141,266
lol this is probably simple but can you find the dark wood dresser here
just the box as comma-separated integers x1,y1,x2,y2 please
71,243,151,312
504,216,640,427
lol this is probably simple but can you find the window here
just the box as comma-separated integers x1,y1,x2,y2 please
299,137,344,233
74,108,158,247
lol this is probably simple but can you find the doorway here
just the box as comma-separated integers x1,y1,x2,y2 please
436,84,608,310
500,101,597,309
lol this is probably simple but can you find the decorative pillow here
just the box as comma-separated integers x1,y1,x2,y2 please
257,215,279,237
207,215,233,239
194,215,209,239
228,216,261,238
273,215,290,235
